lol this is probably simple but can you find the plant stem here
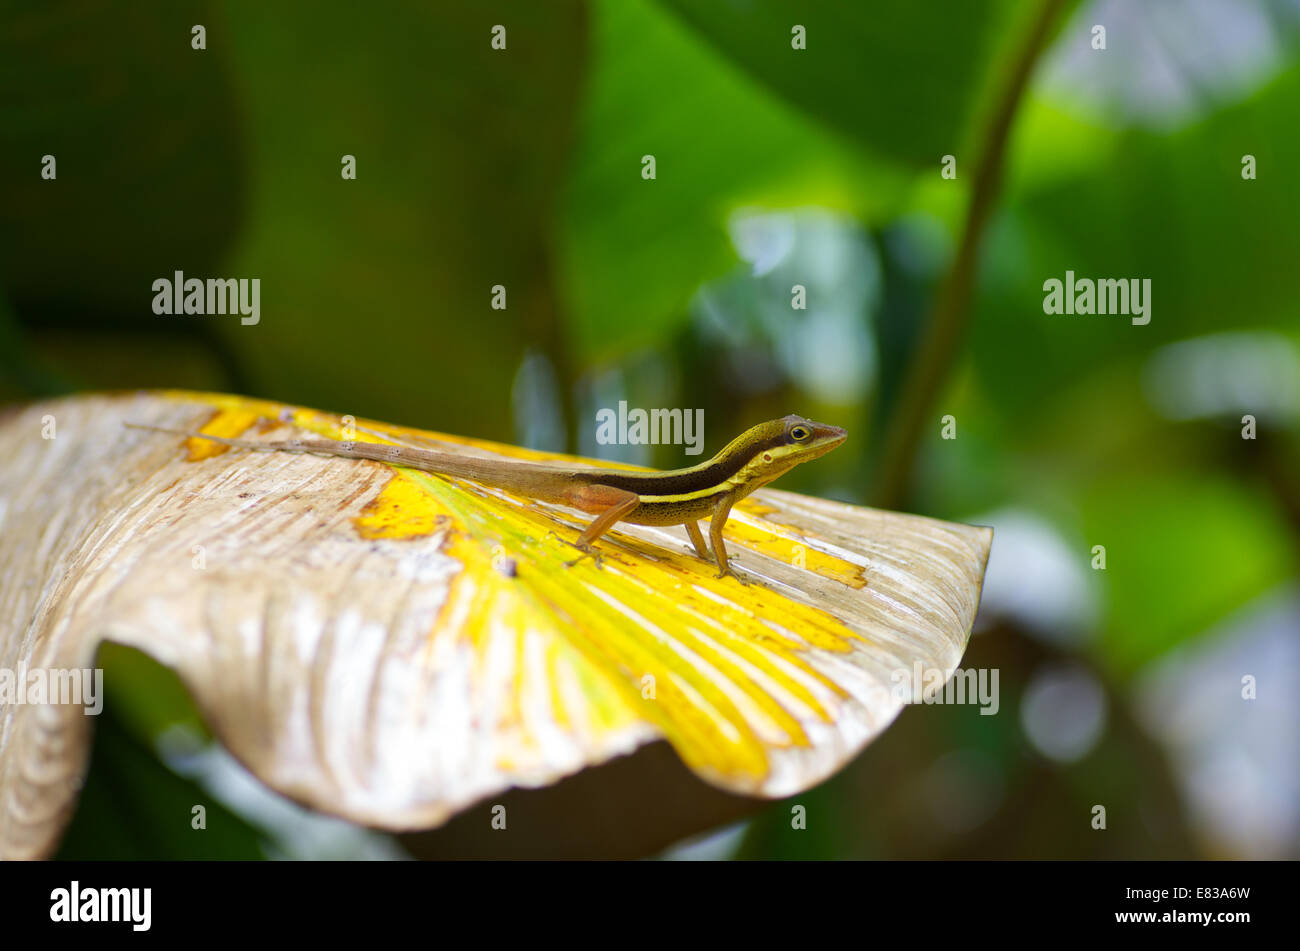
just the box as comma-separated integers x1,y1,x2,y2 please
872,0,1066,510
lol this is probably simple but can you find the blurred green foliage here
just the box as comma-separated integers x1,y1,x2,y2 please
3,0,1297,859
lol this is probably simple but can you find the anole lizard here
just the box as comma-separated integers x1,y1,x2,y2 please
125,415,846,578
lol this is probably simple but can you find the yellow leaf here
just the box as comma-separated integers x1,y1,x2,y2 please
0,391,991,858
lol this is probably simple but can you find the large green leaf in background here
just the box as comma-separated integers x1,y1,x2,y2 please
0,1,243,313
0,1,588,439
927,376,1297,677
656,0,1017,167
969,64,1300,430
901,49,1300,682
0,0,243,403
220,0,586,435
558,0,1025,363
560,0,893,362
1080,472,1295,676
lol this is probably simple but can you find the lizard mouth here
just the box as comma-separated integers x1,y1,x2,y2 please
808,423,847,455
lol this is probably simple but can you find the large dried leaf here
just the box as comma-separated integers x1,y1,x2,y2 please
0,392,991,858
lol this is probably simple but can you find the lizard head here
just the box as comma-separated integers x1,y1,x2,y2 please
727,414,846,492
774,414,846,463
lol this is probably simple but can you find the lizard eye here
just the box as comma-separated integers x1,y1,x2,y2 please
790,425,810,441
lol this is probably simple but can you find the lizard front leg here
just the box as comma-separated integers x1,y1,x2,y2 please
708,494,745,583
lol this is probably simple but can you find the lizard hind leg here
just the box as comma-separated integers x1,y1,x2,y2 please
685,521,712,564
562,484,641,570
